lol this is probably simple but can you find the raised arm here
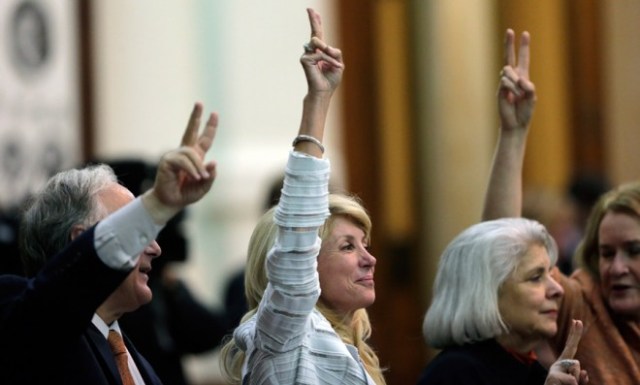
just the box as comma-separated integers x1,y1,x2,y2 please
294,7,344,158
95,102,218,270
259,7,344,352
482,29,536,220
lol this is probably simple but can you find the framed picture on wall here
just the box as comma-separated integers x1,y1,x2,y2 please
0,0,84,210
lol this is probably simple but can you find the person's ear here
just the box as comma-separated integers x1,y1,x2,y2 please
70,225,87,241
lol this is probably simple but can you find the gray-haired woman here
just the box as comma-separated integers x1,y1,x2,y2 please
418,217,587,384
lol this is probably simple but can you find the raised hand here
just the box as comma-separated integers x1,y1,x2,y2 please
544,320,589,385
498,29,536,132
143,102,218,223
300,8,344,94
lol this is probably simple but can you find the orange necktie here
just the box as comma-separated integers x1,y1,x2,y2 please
107,330,136,385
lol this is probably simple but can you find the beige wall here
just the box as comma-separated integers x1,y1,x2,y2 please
91,1,339,383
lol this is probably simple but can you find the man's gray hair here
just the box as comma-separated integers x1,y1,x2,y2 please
19,164,117,276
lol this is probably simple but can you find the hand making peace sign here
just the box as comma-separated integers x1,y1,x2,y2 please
498,29,537,133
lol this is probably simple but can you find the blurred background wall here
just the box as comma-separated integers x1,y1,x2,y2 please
1,0,639,384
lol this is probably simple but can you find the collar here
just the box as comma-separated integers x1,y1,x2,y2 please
503,345,538,366
91,313,122,339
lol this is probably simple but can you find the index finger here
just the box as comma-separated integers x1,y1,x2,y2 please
517,31,531,79
558,319,584,360
307,8,324,41
503,29,515,67
181,102,203,146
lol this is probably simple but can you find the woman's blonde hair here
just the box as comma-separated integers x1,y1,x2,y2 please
220,194,386,385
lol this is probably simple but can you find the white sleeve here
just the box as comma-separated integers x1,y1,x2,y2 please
256,151,330,352
93,197,164,270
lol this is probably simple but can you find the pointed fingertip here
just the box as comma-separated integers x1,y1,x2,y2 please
205,161,217,174
192,102,204,116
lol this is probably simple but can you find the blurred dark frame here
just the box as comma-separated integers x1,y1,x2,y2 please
77,2,95,162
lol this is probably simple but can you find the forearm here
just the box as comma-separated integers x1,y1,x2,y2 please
294,93,333,158
274,151,330,229
486,29,536,221
141,189,182,225
482,128,528,220
258,152,329,350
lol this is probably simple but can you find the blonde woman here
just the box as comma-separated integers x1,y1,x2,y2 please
220,8,385,385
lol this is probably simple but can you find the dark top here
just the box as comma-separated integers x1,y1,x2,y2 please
0,226,163,384
417,339,548,385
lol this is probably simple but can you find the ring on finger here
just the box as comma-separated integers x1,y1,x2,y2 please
303,42,314,54
557,359,578,371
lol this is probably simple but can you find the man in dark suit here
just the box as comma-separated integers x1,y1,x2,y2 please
98,159,246,385
0,103,219,384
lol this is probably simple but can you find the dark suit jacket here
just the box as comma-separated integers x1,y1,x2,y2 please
0,226,163,384
416,339,548,385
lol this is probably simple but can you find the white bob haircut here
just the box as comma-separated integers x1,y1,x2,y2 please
423,217,558,349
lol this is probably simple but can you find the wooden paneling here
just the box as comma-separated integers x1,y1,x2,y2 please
338,1,426,384
566,0,604,176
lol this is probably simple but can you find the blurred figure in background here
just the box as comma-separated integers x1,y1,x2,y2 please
0,210,22,275
522,174,609,275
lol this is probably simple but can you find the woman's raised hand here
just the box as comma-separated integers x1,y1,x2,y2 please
498,29,536,132
300,8,344,95
544,320,589,385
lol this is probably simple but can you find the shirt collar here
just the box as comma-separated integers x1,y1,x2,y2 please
91,313,122,339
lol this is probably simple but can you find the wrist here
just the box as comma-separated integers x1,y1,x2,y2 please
499,124,530,139
304,91,333,104
141,190,181,225
293,134,325,154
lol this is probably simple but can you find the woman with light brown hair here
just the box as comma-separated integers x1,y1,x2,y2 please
219,8,385,385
